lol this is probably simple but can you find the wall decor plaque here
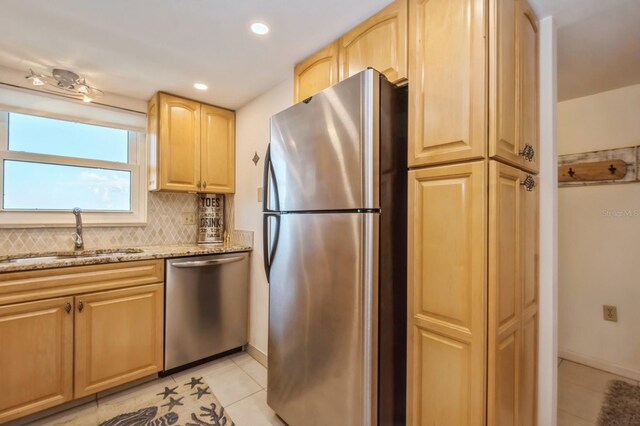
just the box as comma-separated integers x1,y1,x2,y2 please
197,194,224,244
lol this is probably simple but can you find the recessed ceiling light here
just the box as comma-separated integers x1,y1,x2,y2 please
250,22,270,35
194,83,208,90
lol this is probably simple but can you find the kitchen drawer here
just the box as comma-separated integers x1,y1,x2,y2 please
0,259,164,306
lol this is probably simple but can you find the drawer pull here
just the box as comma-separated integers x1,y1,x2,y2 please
519,144,535,162
521,175,535,192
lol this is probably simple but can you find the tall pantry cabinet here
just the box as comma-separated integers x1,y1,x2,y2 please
289,0,539,422
407,0,539,425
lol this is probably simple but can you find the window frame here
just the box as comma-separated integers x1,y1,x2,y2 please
0,111,147,227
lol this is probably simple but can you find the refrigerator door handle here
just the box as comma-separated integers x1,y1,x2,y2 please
262,213,281,283
262,143,281,213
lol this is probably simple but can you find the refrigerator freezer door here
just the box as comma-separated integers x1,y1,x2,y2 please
269,69,380,212
267,213,379,426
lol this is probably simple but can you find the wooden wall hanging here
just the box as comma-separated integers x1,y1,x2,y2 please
558,146,638,187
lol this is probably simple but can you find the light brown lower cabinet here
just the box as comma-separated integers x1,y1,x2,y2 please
408,160,538,425
488,161,538,426
0,261,164,424
0,297,74,424
407,161,487,425
74,284,164,398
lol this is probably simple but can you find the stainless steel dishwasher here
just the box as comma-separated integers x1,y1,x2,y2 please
164,252,249,371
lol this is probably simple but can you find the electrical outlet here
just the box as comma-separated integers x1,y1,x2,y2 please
181,212,196,225
603,305,618,322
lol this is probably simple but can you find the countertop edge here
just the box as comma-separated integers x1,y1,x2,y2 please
0,245,253,274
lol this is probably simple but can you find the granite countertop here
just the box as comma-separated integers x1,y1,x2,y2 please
0,244,252,273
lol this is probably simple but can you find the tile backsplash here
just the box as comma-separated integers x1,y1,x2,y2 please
0,192,237,255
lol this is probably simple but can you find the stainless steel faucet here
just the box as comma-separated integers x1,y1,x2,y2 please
71,207,84,250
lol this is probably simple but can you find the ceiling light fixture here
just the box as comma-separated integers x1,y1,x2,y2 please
25,68,103,103
194,83,208,90
250,22,270,35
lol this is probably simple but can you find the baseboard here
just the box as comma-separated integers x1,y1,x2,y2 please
3,395,95,426
245,343,268,368
559,349,640,381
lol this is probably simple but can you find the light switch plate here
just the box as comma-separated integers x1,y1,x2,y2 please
603,305,618,322
257,187,263,203
181,212,196,225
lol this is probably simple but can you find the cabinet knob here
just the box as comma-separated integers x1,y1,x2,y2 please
521,175,535,192
65,303,72,314
519,144,535,162
203,181,207,189
78,301,84,312
197,180,201,189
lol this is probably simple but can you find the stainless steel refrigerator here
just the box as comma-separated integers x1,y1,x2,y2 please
262,69,407,426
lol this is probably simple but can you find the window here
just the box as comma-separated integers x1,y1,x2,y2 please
0,111,147,226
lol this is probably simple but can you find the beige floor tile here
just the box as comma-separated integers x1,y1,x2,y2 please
203,364,262,406
225,390,286,426
30,401,98,426
558,409,596,426
559,360,636,393
229,351,254,366
558,380,605,423
170,356,236,383
231,353,268,388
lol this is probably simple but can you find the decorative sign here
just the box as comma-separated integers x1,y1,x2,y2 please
198,194,224,244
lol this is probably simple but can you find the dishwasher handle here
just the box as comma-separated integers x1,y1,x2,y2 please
171,255,245,268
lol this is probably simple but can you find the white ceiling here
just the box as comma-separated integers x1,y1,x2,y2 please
0,0,637,107
0,0,392,110
531,0,640,101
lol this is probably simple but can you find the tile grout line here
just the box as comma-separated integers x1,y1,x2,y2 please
229,353,267,390
224,388,265,410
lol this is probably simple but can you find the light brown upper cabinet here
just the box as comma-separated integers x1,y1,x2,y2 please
488,161,538,425
408,0,488,167
339,0,408,84
490,0,539,173
0,297,74,424
407,161,487,426
294,42,340,103
148,93,236,193
200,105,236,193
149,93,201,192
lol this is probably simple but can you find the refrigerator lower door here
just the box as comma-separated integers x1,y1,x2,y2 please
267,213,379,426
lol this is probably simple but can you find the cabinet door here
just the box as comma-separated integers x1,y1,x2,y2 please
490,0,539,173
201,105,235,193
158,93,201,192
488,161,538,425
519,0,539,174
74,284,163,398
0,297,73,424
293,41,339,103
407,162,487,426
339,0,407,84
519,159,539,426
408,0,487,167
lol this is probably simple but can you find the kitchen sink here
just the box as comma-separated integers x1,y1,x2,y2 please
0,248,144,263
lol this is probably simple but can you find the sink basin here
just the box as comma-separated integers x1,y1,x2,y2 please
0,248,144,264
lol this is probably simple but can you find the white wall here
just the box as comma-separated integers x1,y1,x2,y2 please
235,79,293,356
538,15,558,426
558,83,640,380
